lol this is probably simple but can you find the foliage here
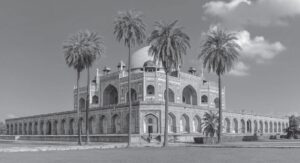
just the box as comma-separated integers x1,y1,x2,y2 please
148,20,190,72
198,26,241,76
114,9,147,48
148,20,190,147
114,9,147,146
202,111,219,138
0,122,6,135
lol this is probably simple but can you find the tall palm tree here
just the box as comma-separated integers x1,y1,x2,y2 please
198,26,241,144
81,30,105,144
113,9,146,147
148,20,190,147
63,31,87,145
202,111,219,144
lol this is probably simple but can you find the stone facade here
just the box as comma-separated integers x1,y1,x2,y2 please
5,46,289,142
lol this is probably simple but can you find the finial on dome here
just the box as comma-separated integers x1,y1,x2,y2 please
117,60,126,71
103,66,111,75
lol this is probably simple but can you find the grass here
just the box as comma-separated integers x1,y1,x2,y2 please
0,146,300,163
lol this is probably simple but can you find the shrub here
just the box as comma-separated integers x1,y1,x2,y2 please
194,137,204,144
242,135,258,141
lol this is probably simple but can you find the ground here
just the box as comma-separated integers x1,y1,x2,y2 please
1,143,300,163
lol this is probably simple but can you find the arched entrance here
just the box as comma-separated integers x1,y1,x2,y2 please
112,114,121,134
168,113,176,133
103,85,118,105
233,118,238,134
126,89,137,103
46,121,52,135
179,114,189,133
164,88,175,103
99,115,108,134
225,118,231,133
182,85,197,105
144,114,158,134
192,115,201,133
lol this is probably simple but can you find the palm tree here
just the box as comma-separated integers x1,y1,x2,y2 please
113,9,147,147
63,31,87,145
148,20,190,147
198,26,241,144
202,111,219,144
81,30,105,144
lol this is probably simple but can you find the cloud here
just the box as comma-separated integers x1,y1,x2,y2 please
229,61,249,76
203,0,300,27
235,30,286,63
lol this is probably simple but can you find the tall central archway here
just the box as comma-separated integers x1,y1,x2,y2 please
103,85,118,106
182,85,197,105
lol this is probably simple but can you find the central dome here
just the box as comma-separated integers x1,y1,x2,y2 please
130,46,154,69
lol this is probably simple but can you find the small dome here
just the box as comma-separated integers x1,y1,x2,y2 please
143,60,156,67
130,46,154,69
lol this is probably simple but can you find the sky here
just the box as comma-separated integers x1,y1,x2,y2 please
1,0,300,121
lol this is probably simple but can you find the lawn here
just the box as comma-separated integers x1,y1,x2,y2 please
0,146,299,163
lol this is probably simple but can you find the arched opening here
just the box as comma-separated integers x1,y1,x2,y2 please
269,122,273,133
61,119,66,135
274,122,277,133
164,88,175,103
278,122,281,132
214,98,220,108
168,113,176,133
192,115,201,133
28,123,33,135
34,122,38,135
39,121,44,135
10,124,13,135
89,116,95,134
69,119,74,135
259,120,263,134
254,120,258,133
103,85,118,105
92,95,99,104
53,120,58,135
112,114,121,134
79,118,84,134
19,124,22,135
265,121,268,133
182,85,197,105
46,121,52,135
144,114,158,134
79,98,85,111
247,120,252,133
14,124,18,135
282,123,285,131
99,115,108,134
241,119,245,134
225,118,231,133
124,114,129,133
179,114,189,133
201,95,208,104
7,124,10,135
126,89,137,103
233,118,238,134
146,85,155,95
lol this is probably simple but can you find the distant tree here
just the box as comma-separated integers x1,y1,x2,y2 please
202,111,219,144
114,9,147,147
0,122,6,135
63,31,87,145
199,26,241,143
286,115,300,139
148,20,190,147
81,30,105,144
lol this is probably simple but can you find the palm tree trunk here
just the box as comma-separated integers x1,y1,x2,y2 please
76,69,82,145
85,67,90,144
127,44,132,147
217,74,222,144
163,71,169,147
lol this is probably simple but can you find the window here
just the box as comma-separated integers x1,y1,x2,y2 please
147,85,155,95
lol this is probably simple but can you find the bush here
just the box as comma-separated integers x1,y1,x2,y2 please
194,137,204,144
242,135,258,141
269,135,277,139
280,135,287,139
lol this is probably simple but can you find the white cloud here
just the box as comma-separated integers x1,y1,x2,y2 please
236,30,285,63
203,0,300,27
229,61,249,76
